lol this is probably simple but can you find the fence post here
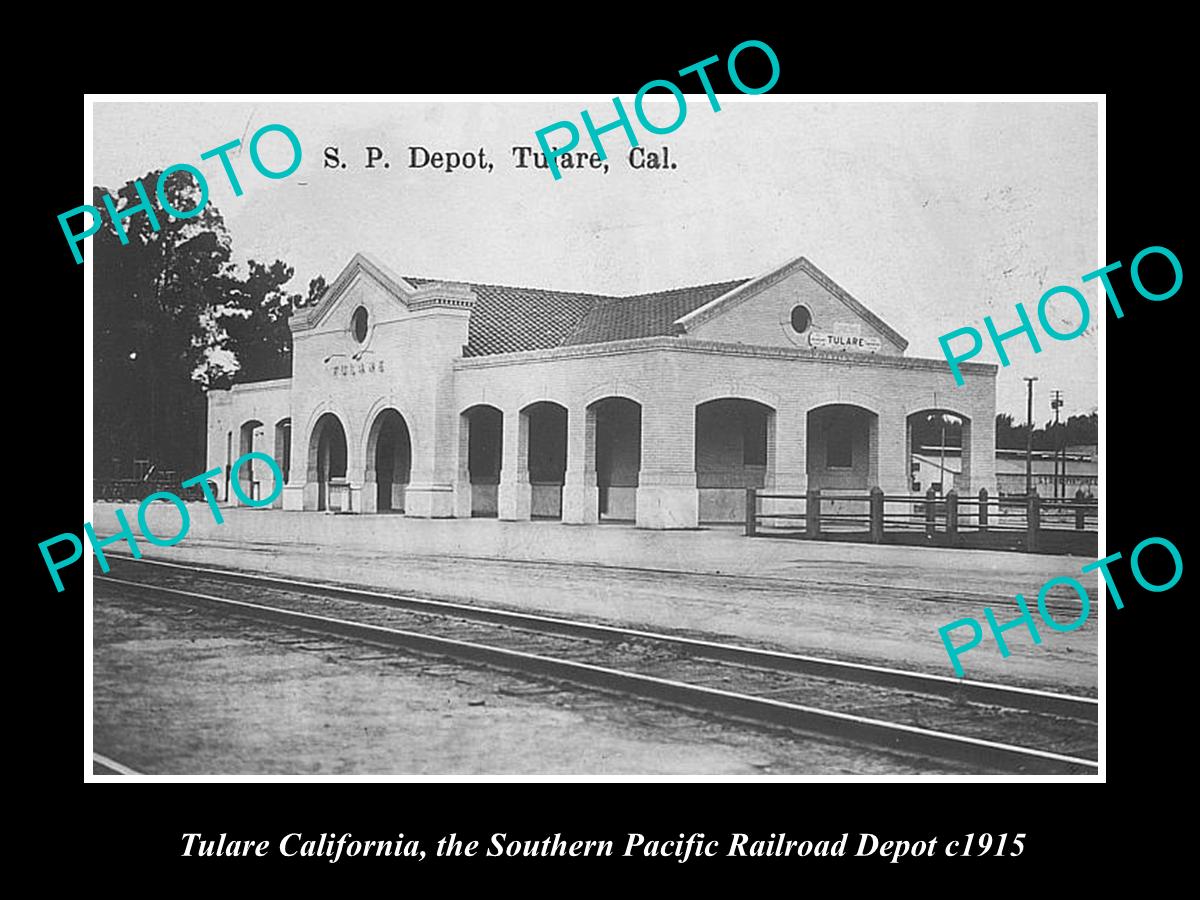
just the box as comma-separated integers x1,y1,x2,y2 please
745,488,757,536
978,487,989,531
946,489,958,544
925,487,937,539
869,487,884,543
806,488,821,539
1027,493,1041,552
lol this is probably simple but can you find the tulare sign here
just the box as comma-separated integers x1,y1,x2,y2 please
808,331,882,353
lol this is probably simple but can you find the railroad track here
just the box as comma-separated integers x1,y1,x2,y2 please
93,752,140,776
107,533,1097,614
95,556,1098,775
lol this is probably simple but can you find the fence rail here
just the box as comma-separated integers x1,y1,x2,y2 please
747,487,1097,555
93,476,214,504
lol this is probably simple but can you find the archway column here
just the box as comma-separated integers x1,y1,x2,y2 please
760,407,805,526
497,408,531,520
281,419,303,508
970,412,996,494
405,474,455,517
361,453,379,513
636,401,698,529
877,413,908,493
453,414,473,518
283,483,305,510
345,458,366,515
562,405,598,524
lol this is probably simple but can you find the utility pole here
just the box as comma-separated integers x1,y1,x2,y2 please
1024,377,1039,498
1050,390,1064,499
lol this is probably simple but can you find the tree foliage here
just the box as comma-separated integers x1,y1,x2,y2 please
301,274,328,308
93,170,317,477
909,411,1099,451
995,411,1098,450
909,412,964,449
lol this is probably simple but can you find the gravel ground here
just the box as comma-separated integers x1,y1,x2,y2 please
89,504,1098,694
94,586,972,776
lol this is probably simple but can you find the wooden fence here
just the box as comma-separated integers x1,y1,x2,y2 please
93,475,214,503
746,487,1098,556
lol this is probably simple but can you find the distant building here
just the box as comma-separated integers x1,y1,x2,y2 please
911,449,962,494
994,448,1097,499
913,445,1097,499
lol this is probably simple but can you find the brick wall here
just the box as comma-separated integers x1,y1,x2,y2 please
207,258,998,527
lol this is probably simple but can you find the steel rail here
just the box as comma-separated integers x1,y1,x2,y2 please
97,574,1097,775
100,542,1038,603
93,752,141,776
101,554,1097,722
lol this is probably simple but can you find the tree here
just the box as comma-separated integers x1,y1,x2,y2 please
301,274,327,308
93,169,234,477
910,412,963,449
995,411,1098,451
93,170,320,476
214,260,300,387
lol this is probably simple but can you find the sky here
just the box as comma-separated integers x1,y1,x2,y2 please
93,99,1099,421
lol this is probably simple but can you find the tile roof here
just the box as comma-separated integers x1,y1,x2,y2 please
405,276,750,357
564,280,750,348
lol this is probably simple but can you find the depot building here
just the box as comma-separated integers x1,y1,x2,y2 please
207,252,997,529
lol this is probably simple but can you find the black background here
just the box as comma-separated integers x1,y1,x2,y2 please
27,26,1184,884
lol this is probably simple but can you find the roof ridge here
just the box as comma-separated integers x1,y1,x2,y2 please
404,275,749,302
610,277,750,303
405,275,620,302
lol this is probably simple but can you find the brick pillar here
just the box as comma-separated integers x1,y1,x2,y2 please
283,429,305,510
345,454,365,515
498,408,531,520
636,401,697,529
761,406,806,527
970,409,997,495
877,412,909,494
562,405,598,524
452,412,472,518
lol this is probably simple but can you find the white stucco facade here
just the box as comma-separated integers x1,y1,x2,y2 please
206,253,998,529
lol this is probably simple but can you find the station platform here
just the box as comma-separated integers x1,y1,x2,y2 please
88,503,1100,694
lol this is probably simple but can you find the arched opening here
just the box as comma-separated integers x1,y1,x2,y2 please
365,409,412,513
307,413,348,512
463,405,503,517
906,410,971,495
695,398,774,523
523,402,568,519
590,397,641,521
806,404,878,491
238,419,264,504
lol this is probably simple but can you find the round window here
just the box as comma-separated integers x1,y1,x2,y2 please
351,307,369,343
790,305,812,334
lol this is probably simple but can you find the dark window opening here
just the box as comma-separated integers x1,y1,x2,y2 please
827,419,852,468
352,307,369,343
527,406,567,483
790,305,812,334
743,412,768,466
467,408,503,483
